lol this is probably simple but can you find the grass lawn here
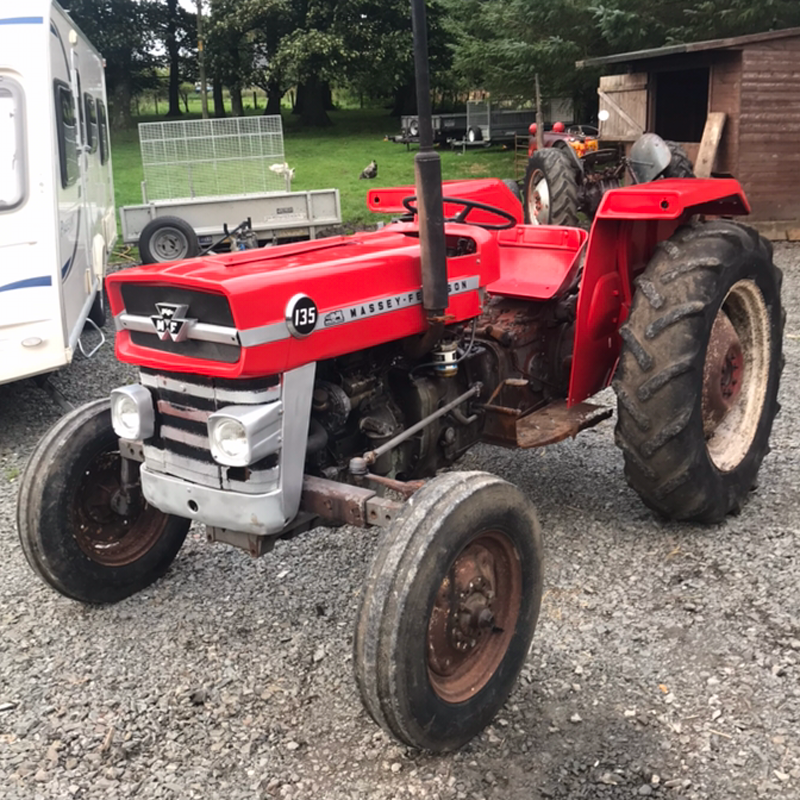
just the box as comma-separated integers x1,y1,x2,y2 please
109,106,521,232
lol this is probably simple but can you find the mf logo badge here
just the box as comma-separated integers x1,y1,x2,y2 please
150,303,195,342
286,293,318,338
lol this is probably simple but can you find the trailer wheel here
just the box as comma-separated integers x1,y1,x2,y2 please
138,216,201,264
17,398,190,604
523,149,579,226
467,126,483,143
613,220,784,523
661,141,695,179
354,471,543,752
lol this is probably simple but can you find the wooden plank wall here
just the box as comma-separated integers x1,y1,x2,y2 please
738,38,800,226
708,52,741,175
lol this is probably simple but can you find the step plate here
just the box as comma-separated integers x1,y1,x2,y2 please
515,400,612,448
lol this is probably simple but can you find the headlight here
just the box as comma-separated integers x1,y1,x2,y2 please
213,419,248,461
207,403,282,467
110,385,155,440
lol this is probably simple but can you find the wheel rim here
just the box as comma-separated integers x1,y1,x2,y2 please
427,530,523,703
702,279,770,472
73,448,171,566
153,228,189,261
526,170,549,225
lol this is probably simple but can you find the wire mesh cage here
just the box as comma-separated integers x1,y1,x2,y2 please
466,101,491,137
138,116,289,201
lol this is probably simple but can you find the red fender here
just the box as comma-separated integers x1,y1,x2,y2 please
568,179,750,405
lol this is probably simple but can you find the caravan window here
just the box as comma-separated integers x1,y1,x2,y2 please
97,99,109,165
0,78,26,211
55,82,78,188
84,94,98,153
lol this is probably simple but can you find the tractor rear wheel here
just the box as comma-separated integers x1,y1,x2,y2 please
613,220,784,522
662,141,694,178
523,149,579,226
354,471,543,751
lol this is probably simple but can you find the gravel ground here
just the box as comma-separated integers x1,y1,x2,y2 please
0,243,798,800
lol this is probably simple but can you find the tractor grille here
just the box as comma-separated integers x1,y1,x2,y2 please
140,369,280,493
118,285,241,363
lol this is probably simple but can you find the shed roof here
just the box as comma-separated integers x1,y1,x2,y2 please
576,26,800,69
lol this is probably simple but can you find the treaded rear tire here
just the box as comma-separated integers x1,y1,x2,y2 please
523,149,579,226
613,220,783,523
662,141,695,178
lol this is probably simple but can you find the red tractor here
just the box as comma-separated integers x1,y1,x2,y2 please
18,2,783,754
524,124,695,227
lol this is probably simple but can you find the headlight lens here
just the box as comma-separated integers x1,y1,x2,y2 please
110,385,155,440
212,419,249,461
114,396,140,437
207,403,283,467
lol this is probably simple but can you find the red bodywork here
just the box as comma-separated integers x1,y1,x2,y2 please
108,177,750,407
526,125,600,159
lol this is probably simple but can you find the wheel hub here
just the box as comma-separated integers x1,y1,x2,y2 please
529,171,549,225
702,279,771,472
702,310,744,435
426,532,522,703
73,450,165,566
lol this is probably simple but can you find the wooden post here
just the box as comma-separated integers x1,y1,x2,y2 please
535,74,544,151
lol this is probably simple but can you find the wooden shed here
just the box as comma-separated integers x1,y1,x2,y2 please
576,28,800,239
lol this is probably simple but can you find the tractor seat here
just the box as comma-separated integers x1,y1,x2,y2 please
487,225,587,301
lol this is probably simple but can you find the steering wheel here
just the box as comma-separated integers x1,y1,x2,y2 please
402,195,517,230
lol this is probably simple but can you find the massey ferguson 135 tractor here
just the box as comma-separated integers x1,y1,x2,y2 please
19,1,783,753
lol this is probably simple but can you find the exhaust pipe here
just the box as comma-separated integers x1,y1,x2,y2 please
410,0,448,321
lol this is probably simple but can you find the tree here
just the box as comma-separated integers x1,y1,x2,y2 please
65,0,160,127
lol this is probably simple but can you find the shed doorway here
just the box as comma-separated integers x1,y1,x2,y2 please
654,68,709,143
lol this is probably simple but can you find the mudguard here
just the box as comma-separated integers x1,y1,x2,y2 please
568,178,750,405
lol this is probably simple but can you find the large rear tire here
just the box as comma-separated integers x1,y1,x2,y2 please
662,141,694,178
613,220,783,522
17,399,190,603
354,471,543,752
523,149,579,226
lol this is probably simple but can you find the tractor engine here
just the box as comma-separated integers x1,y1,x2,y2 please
306,289,577,482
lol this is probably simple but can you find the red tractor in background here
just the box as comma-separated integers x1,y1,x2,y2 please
18,0,783,754
523,118,695,228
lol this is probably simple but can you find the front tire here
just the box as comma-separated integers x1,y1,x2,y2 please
354,472,543,752
17,399,190,603
523,149,579,226
613,220,784,522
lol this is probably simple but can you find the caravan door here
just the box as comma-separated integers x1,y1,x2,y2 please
51,19,93,352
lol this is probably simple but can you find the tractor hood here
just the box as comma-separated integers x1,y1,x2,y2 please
107,221,500,379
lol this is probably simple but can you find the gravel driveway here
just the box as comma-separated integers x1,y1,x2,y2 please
1,243,798,800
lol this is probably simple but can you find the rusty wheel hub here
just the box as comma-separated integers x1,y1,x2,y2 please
702,310,744,435
427,531,522,703
702,280,770,472
73,450,165,567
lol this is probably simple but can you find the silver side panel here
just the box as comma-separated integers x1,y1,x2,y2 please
140,361,316,534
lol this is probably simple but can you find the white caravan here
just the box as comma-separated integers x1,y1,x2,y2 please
0,0,116,385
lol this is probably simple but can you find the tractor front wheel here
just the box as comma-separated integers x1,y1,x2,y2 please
523,149,579,226
17,399,190,603
613,220,784,522
354,471,543,752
